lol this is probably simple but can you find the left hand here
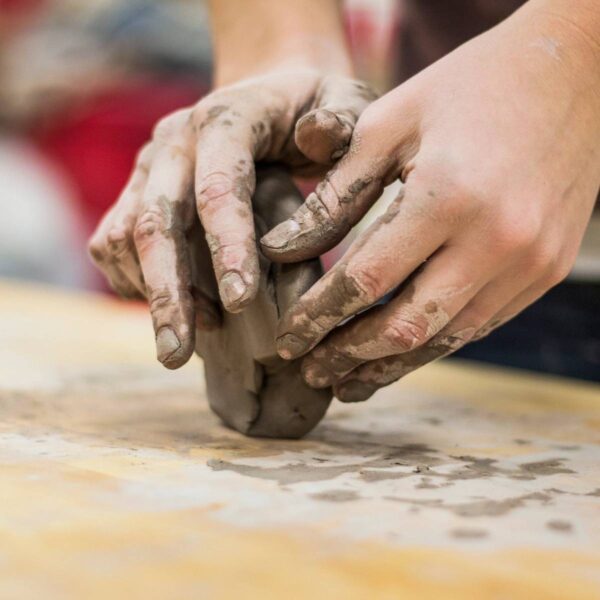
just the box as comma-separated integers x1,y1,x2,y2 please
88,69,375,369
260,3,600,402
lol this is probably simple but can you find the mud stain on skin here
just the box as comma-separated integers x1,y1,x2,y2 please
195,104,230,133
276,264,374,358
425,301,438,314
351,80,379,103
341,177,374,205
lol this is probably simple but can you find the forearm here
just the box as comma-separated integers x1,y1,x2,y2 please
208,0,352,86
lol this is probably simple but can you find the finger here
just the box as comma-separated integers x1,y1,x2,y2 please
469,255,569,342
333,271,535,402
301,243,490,388
295,77,377,165
275,183,452,360
194,104,271,312
88,212,141,299
332,330,470,403
261,92,415,263
88,144,154,297
471,284,551,342
260,153,386,263
134,118,197,369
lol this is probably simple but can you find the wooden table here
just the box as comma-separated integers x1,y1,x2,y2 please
1,279,599,599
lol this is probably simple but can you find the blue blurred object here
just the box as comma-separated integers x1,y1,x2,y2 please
454,282,600,382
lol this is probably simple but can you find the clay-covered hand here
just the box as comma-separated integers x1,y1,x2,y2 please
88,69,375,369
261,4,600,401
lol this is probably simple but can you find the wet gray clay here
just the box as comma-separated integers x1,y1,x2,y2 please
190,167,332,438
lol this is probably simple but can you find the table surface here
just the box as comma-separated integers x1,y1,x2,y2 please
1,279,599,600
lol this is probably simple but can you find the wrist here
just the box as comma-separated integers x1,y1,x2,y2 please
213,39,352,88
208,0,352,88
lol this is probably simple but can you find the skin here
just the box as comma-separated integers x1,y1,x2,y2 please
261,0,600,401
89,0,376,369
91,0,599,404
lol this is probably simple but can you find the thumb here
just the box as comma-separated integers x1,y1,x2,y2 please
262,88,420,263
294,76,377,165
260,146,387,263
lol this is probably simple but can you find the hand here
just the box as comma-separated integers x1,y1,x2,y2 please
261,5,600,401
88,69,375,369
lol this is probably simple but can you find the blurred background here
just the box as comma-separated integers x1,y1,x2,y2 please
1,0,598,380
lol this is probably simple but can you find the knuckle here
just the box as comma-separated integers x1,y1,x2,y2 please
353,103,385,138
152,112,186,143
191,98,232,130
147,285,192,316
344,266,385,305
87,235,106,264
543,259,572,288
191,104,208,128
437,172,477,205
147,287,175,313
410,164,481,225
383,317,428,352
306,182,339,223
196,172,235,210
491,215,540,255
329,351,361,373
523,242,558,277
313,344,359,373
416,151,483,201
133,207,171,243
106,225,131,259
135,142,154,168
434,193,473,227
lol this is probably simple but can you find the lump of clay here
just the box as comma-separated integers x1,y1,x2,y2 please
190,167,332,438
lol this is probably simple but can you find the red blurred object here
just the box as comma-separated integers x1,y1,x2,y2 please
0,0,45,13
34,78,206,234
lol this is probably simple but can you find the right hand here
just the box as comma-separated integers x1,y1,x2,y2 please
88,69,376,369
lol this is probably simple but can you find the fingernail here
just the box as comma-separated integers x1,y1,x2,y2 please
220,271,247,308
261,219,302,250
277,333,309,359
156,326,181,365
303,363,332,388
314,110,339,131
336,380,377,403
